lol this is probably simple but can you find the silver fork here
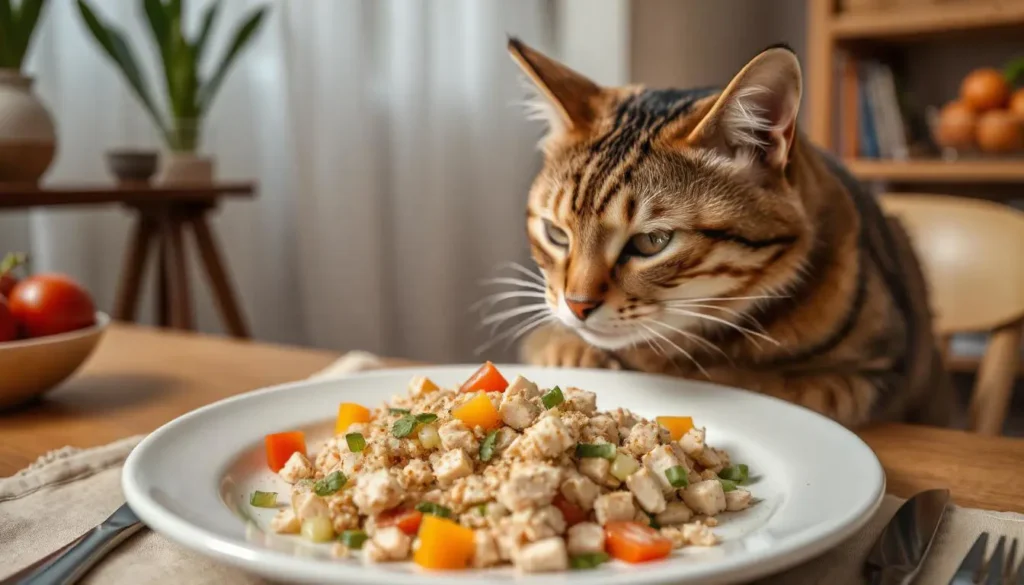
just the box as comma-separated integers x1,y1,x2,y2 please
948,533,1024,585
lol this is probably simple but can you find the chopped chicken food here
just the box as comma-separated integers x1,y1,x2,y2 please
253,363,754,572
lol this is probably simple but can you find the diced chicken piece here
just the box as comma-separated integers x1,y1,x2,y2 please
339,452,362,477
473,530,501,568
433,448,474,487
695,446,724,470
682,520,720,546
700,469,719,481
331,542,351,558
593,492,635,525
558,411,588,441
697,515,720,527
278,452,315,484
562,387,597,415
514,537,569,573
610,407,638,437
506,375,541,399
292,491,330,521
509,505,566,541
566,522,605,555
451,475,491,507
626,468,667,514
408,375,439,396
681,480,727,516
521,415,575,458
623,422,661,457
493,427,519,454
399,459,433,490
438,420,478,452
679,426,706,457
560,471,601,511
364,526,411,562
270,508,300,534
656,501,694,526
659,526,686,549
642,445,684,493
581,414,619,444
352,469,403,515
497,462,562,511
499,394,540,430
578,456,619,488
634,509,652,525
725,488,752,511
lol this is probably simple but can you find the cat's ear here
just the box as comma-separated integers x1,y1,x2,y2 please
508,37,603,139
687,46,802,172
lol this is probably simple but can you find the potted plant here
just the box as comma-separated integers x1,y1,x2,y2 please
77,0,267,184
0,0,53,184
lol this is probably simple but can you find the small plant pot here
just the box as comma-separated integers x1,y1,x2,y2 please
106,149,159,184
156,152,215,185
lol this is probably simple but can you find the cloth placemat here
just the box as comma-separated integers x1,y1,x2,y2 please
2,354,1021,584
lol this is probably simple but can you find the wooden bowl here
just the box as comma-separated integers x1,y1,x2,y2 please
106,150,159,184
0,312,108,409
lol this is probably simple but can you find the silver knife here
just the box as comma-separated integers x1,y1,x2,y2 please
864,488,950,585
4,503,144,585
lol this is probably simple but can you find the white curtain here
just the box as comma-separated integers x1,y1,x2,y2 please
3,0,554,362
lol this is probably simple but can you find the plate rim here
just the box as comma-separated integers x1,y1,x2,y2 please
122,365,886,585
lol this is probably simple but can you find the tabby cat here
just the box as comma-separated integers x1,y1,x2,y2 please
506,39,952,428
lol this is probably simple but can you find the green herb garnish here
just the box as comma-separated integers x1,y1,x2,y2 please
719,478,738,493
249,490,278,508
719,464,749,484
570,552,610,570
479,430,499,462
415,413,438,424
389,408,411,415
314,471,347,496
392,415,418,437
541,386,564,409
345,432,366,452
665,465,689,488
477,504,488,516
649,517,661,529
415,501,453,518
575,443,617,460
338,530,369,549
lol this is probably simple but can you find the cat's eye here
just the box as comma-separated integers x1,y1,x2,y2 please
543,220,569,248
624,230,673,258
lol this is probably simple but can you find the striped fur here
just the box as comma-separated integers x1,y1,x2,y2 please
508,39,952,428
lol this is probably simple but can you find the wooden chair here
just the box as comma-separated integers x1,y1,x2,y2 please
880,193,1024,435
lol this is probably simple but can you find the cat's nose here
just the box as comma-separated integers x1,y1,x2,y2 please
565,298,602,321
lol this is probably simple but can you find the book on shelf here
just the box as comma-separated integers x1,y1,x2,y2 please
856,61,910,161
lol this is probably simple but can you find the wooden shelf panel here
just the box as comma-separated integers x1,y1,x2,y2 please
831,2,1024,41
845,159,1024,182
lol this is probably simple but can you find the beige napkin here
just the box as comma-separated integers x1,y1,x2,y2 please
2,355,1022,584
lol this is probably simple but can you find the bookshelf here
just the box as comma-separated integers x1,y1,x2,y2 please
806,0,1024,184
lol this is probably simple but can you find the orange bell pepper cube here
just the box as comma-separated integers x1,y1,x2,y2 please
553,494,588,527
459,361,509,393
605,521,673,563
413,514,476,570
376,508,423,536
452,393,502,430
656,416,694,441
335,402,371,435
264,431,307,473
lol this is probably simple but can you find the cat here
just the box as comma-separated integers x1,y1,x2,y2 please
506,38,952,428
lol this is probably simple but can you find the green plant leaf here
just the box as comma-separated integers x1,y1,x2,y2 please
198,6,266,111
0,0,17,67
15,0,47,68
77,0,168,140
194,1,218,64
1005,57,1024,87
143,0,170,55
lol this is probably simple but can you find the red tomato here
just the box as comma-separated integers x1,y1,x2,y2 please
0,252,26,299
376,508,423,535
605,521,673,563
459,361,509,393
264,431,307,472
0,298,16,342
8,274,96,338
0,273,15,299
553,494,588,527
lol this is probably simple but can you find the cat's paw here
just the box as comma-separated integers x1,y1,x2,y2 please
530,335,621,370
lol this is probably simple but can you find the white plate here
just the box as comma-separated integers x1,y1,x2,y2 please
122,365,884,585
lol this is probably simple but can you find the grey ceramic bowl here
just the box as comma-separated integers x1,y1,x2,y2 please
106,150,159,183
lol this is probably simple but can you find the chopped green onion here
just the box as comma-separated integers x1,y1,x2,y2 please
249,491,278,508
415,413,438,424
575,443,617,460
477,504,488,516
570,552,610,570
479,430,499,462
415,501,453,518
392,415,417,437
610,452,640,481
389,408,411,415
719,478,738,492
301,516,334,542
649,517,661,529
314,471,347,496
338,530,369,549
665,465,689,488
345,432,366,452
541,386,564,409
719,464,749,484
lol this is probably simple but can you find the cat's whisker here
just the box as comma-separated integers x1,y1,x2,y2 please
480,303,549,327
502,314,557,352
493,261,546,285
665,307,780,347
643,317,730,361
664,302,769,333
478,277,547,292
663,294,785,304
468,290,548,313
474,311,554,355
639,322,709,379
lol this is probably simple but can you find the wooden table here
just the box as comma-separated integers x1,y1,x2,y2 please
0,183,255,337
2,324,1022,513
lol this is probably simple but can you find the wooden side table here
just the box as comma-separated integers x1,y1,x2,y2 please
0,183,255,337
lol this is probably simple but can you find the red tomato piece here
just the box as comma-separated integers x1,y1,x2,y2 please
605,521,673,563
0,298,16,342
376,508,423,535
459,361,509,393
553,494,588,527
8,274,95,338
264,431,307,473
